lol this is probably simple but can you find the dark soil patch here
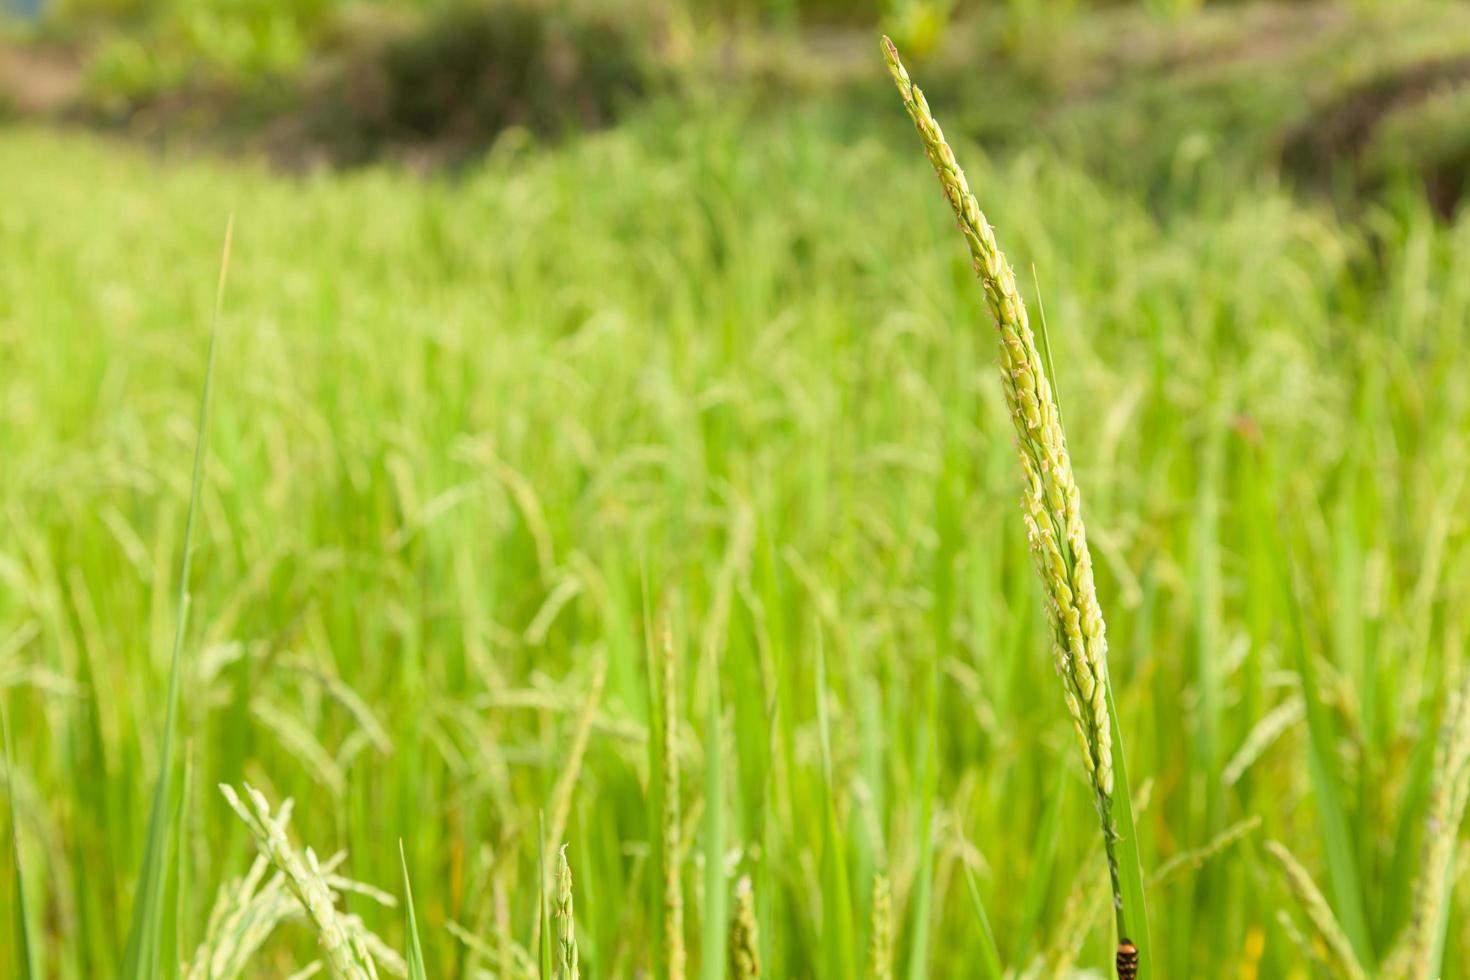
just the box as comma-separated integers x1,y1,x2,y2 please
1282,55,1470,216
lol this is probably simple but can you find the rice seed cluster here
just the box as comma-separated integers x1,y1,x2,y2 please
728,875,761,979
1264,840,1366,980
1387,672,1470,979
882,35,1120,895
1264,668,1470,980
184,855,302,980
554,845,580,980
219,784,400,980
868,873,892,980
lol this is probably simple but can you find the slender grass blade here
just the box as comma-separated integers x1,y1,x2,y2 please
401,841,429,980
955,824,1003,980
1278,507,1373,966
121,213,233,980
700,644,726,980
905,658,938,980
815,631,855,978
1105,680,1153,975
3,698,40,980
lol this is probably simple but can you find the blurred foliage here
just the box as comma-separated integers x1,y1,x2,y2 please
75,0,337,109
1361,83,1470,218
4,0,1470,207
45,0,661,162
881,0,957,59
303,1,657,166
892,2,1470,213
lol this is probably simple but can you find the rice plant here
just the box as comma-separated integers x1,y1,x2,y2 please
553,845,579,980
399,843,428,980
219,784,402,979
868,874,892,980
882,35,1152,973
6,5,1470,976
120,215,232,980
656,618,687,980
728,875,760,979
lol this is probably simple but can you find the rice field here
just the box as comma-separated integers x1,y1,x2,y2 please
4,29,1470,978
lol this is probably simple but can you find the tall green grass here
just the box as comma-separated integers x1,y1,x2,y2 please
3,698,39,980
400,841,429,980
121,215,231,980
3,50,1470,975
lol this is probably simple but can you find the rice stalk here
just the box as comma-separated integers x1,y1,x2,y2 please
1149,816,1262,887
345,920,407,977
868,873,892,980
532,656,607,958
1037,858,1110,980
553,845,579,980
1221,699,1304,787
1274,909,1326,972
121,213,232,980
1264,839,1367,980
539,814,552,980
953,824,1003,980
1387,669,1470,979
183,850,361,980
399,842,428,980
249,698,348,798
446,919,537,978
3,697,39,980
700,631,727,980
177,742,195,973
660,618,687,980
882,36,1150,966
185,855,296,980
813,630,853,978
219,783,385,980
882,33,1112,801
546,656,608,870
495,872,517,980
728,875,760,979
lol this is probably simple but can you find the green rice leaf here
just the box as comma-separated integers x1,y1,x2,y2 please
1279,509,1373,966
1105,679,1153,975
121,214,232,980
3,698,40,980
905,659,939,980
400,841,429,980
1013,761,1068,966
815,631,856,978
955,824,1003,980
700,643,726,980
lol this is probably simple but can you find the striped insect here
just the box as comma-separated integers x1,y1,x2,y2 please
1116,937,1139,979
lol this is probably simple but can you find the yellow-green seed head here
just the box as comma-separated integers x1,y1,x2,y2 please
882,35,1117,810
554,845,579,980
728,875,761,979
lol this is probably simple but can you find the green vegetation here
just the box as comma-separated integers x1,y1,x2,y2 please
883,32,1149,966
4,3,1470,978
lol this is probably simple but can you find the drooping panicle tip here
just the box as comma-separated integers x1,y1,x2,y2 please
881,35,907,87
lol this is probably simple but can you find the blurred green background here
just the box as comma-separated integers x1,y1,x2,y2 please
5,1,1470,979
